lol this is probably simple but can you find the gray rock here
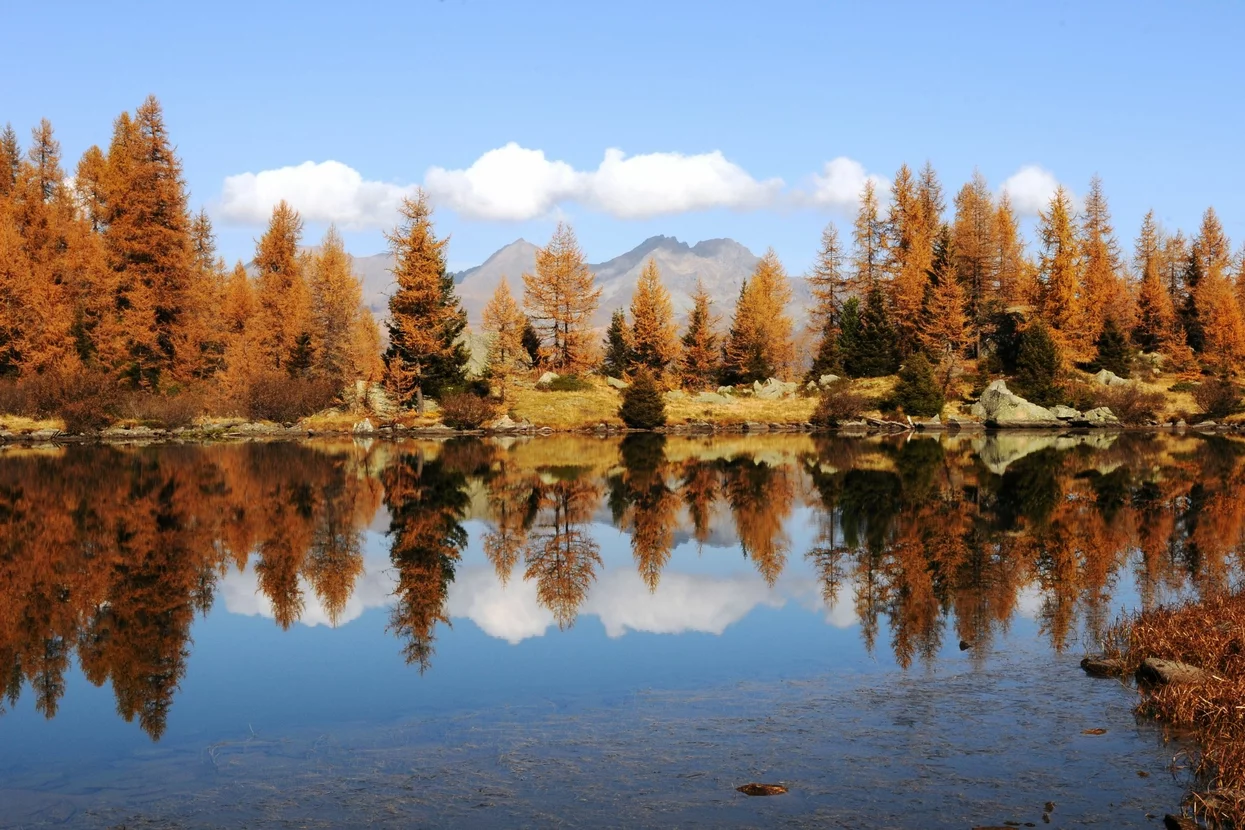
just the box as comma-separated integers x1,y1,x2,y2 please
1082,407,1120,426
968,380,1062,427
918,415,943,430
1175,418,1188,428
605,376,628,389
28,428,63,440
351,418,376,434
1136,657,1205,686
743,421,768,432
663,390,688,402
1052,405,1082,420
694,392,733,405
753,378,797,400
537,371,559,386
1093,369,1130,387
716,386,736,396
818,373,841,387
490,414,519,431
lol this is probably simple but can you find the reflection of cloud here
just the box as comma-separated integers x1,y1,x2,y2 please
447,566,554,644
220,560,396,628
584,570,782,638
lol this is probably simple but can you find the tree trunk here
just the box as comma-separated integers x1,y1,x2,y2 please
416,385,424,416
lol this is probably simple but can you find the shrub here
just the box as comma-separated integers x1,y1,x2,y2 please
890,353,944,417
439,392,498,430
1012,321,1064,407
1088,317,1135,378
11,370,120,433
1094,385,1166,425
1194,377,1242,419
618,370,666,429
810,379,869,428
0,380,31,416
1169,380,1198,393
545,374,594,392
117,390,205,429
243,372,338,423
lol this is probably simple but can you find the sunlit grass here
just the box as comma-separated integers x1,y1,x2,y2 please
0,415,65,433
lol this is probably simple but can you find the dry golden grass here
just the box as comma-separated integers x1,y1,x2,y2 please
0,415,65,433
507,379,623,428
1103,592,1245,826
665,395,816,425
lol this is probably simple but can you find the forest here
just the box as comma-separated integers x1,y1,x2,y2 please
1,97,1243,432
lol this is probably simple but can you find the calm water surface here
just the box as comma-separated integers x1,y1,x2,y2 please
0,432,1235,828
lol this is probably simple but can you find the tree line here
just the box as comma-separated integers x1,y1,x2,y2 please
4,99,1244,425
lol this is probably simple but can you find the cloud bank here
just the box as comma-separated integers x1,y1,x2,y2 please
218,148,1071,227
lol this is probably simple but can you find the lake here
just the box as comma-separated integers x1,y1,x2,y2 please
0,431,1232,828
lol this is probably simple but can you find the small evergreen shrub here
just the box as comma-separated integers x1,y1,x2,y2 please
890,353,945,417
810,379,868,427
1194,377,1242,419
1089,318,1135,378
439,392,498,429
618,370,667,429
1012,321,1064,407
1169,380,1198,393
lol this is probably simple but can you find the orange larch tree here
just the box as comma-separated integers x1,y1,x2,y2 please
886,164,936,356
523,222,601,373
307,224,367,386
679,278,721,388
1079,175,1129,339
950,171,997,354
628,257,680,376
722,249,794,382
1037,186,1084,353
482,275,528,401
253,200,313,375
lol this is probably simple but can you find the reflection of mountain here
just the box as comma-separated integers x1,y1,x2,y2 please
0,431,1235,738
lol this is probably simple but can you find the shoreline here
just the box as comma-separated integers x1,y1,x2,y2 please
0,417,1238,446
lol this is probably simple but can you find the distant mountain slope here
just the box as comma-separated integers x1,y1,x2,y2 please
349,235,812,329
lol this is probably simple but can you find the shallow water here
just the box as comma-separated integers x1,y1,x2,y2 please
0,431,1235,827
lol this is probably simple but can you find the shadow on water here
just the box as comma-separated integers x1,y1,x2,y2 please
0,431,1238,826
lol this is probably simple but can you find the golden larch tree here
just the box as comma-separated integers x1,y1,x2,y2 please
679,278,720,388
950,171,997,352
994,192,1029,307
722,249,794,381
851,179,887,291
523,222,601,373
253,200,313,375
628,257,680,376
1079,175,1128,339
886,164,936,355
482,275,528,401
922,263,971,360
1132,210,1178,353
1037,186,1084,353
308,224,366,385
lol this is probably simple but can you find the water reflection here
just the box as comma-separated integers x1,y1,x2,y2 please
0,431,1241,740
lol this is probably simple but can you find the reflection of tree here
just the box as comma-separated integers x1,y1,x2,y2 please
723,457,793,585
680,458,720,547
483,463,539,586
383,450,469,673
615,436,678,591
524,480,602,629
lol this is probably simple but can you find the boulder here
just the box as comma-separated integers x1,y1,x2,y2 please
1052,405,1082,421
1082,406,1120,426
716,386,736,396
490,414,519,431
968,380,1062,427
1093,369,1130,387
537,371,559,386
28,428,63,440
663,390,688,402
753,378,797,400
918,415,943,430
743,422,768,432
818,374,841,387
1136,657,1205,686
605,376,628,389
694,392,733,405
351,418,376,435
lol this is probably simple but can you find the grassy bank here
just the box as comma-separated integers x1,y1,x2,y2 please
1101,593,1245,826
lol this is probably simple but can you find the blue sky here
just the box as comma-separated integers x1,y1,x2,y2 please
3,0,1240,272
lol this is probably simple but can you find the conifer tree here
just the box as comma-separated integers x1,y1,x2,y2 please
482,275,527,401
384,192,469,411
0,124,18,198
1089,317,1134,378
922,260,971,360
886,165,936,355
1191,212,1245,372
1012,320,1064,407
844,283,900,378
1132,210,1178,352
308,225,369,387
523,222,601,373
101,97,195,386
253,200,313,375
722,250,794,382
679,279,721,388
851,180,886,291
1079,176,1127,339
1037,186,1084,352
618,368,667,429
891,352,944,417
994,192,1028,307
837,297,862,369
602,308,631,378
221,261,256,388
628,257,679,375
521,318,543,369
950,171,997,353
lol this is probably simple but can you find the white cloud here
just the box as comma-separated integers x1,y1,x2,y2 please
803,156,890,214
219,160,416,228
1000,164,1066,216
425,143,781,221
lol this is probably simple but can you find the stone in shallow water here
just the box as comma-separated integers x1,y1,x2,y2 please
736,783,787,796
1080,656,1125,677
1136,657,1205,685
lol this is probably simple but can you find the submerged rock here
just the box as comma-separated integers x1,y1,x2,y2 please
1080,656,1126,677
736,783,788,796
968,380,1062,427
1136,657,1205,686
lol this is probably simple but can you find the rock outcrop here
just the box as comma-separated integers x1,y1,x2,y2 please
968,380,1062,427
753,378,798,399
1093,369,1130,387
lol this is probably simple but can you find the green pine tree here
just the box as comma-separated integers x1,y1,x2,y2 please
1012,320,1064,407
891,352,944,417
602,308,631,377
618,369,667,428
806,317,842,381
844,284,901,378
1089,317,1134,378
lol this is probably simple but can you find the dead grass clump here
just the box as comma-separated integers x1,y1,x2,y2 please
1103,592,1245,826
117,389,206,429
1094,384,1167,425
241,372,339,423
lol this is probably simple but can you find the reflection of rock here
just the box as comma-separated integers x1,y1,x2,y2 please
969,380,1062,427
972,432,1118,475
